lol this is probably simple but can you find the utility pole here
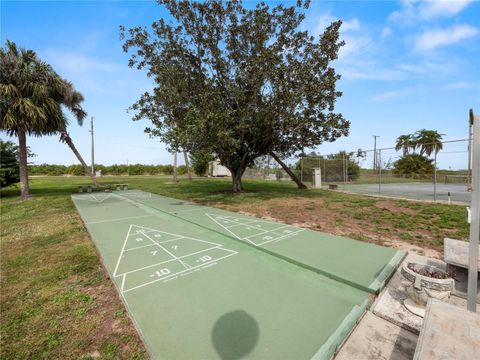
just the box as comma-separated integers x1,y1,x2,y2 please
373,135,379,170
89,116,95,176
468,109,474,192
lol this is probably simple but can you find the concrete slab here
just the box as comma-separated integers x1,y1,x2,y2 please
444,237,480,269
373,287,423,333
372,253,478,334
413,299,480,360
335,311,418,360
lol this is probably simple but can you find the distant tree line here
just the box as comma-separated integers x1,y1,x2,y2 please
27,164,191,177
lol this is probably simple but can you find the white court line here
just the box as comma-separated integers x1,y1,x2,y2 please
169,207,204,214
121,274,126,292
86,214,154,225
225,216,288,233
124,243,157,252
207,213,299,245
206,213,257,245
129,224,222,247
255,229,305,246
143,232,191,270
122,250,237,293
223,218,260,228
115,245,222,276
113,224,133,277
244,224,292,240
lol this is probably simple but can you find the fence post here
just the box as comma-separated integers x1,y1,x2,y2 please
378,150,382,194
323,158,326,182
343,154,346,190
434,143,437,202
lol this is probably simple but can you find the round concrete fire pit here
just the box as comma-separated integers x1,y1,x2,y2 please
400,262,455,317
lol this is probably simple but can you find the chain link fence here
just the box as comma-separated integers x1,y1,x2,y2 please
297,139,470,204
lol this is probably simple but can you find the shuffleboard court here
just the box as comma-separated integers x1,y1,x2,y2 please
72,191,372,359
113,190,406,293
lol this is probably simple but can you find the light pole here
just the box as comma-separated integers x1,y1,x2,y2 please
89,117,95,176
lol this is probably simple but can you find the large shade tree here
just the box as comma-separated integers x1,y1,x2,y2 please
0,40,94,199
121,0,349,192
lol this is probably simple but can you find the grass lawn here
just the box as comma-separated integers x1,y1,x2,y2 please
1,175,469,358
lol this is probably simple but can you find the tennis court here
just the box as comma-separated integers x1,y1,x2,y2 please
331,182,470,204
72,190,405,359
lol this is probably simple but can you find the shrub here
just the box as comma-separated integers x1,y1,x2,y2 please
392,153,434,179
0,140,20,187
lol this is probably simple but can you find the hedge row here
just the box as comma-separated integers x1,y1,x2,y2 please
28,164,189,176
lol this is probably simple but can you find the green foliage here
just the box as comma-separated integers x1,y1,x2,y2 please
0,40,87,197
66,165,85,176
27,164,179,176
395,129,443,157
392,153,434,179
121,0,348,191
0,140,20,187
28,164,67,176
190,151,214,176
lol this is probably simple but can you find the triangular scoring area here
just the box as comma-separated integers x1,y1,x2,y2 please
114,225,238,293
71,193,113,203
206,213,304,246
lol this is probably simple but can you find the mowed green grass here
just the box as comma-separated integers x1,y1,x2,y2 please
0,175,469,358
1,178,147,360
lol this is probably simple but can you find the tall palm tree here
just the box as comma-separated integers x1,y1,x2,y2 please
414,129,443,157
395,134,415,155
1,40,94,199
53,79,98,185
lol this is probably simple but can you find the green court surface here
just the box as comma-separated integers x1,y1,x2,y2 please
113,190,405,294
71,190,404,359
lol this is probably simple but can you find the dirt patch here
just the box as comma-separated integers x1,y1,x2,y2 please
223,196,454,254
374,200,420,216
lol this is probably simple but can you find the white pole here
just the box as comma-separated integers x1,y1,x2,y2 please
434,143,437,202
467,115,479,312
90,116,94,176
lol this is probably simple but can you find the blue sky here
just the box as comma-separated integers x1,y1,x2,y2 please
1,0,479,169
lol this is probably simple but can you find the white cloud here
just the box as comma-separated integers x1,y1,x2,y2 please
313,13,361,36
342,18,361,32
419,0,473,19
338,34,372,59
371,86,420,101
389,0,474,23
371,90,406,101
44,50,124,75
381,27,392,38
415,24,479,50
443,81,480,90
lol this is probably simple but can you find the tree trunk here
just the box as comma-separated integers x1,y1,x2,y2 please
60,131,99,186
17,128,30,200
183,150,192,181
269,152,307,189
230,166,245,192
173,150,178,182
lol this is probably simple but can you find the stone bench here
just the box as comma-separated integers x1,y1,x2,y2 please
444,237,480,271
114,183,128,191
78,184,111,193
413,298,479,360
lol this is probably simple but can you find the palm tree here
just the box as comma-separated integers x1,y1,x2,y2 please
395,134,415,155
53,79,98,185
414,129,443,157
1,40,94,199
